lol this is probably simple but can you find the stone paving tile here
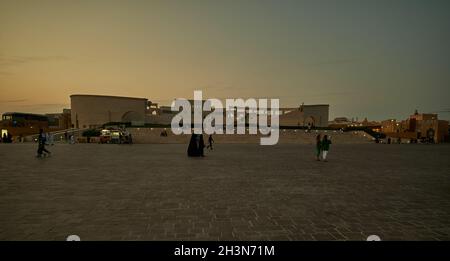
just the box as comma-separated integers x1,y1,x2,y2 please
0,143,449,241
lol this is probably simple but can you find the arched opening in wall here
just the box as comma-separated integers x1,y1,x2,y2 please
304,116,316,127
426,128,435,143
122,111,141,123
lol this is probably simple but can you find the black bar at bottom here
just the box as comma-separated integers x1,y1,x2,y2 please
1,241,449,259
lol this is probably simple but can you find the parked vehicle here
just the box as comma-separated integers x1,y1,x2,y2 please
100,129,130,144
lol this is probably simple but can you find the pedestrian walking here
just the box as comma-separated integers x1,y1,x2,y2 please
315,134,322,161
37,129,51,157
207,134,214,151
321,135,332,162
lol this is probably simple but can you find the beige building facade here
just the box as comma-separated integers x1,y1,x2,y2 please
71,94,148,129
381,111,449,143
70,94,330,129
279,104,329,127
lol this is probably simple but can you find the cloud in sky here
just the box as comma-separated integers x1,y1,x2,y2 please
0,55,70,79
301,58,362,67
430,108,450,113
0,55,69,67
299,91,358,98
0,99,28,103
0,103,69,116
0,55,70,77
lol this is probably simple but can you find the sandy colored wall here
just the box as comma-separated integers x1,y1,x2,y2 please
302,105,329,127
279,105,329,127
71,95,147,129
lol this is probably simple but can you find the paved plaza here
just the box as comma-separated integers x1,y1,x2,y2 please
0,143,449,241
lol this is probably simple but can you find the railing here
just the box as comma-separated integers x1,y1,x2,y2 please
25,128,82,142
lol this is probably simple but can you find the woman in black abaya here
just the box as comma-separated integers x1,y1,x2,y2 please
187,133,197,157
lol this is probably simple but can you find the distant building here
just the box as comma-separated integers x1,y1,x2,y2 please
46,109,72,130
70,94,330,129
70,94,149,129
1,112,48,138
0,110,71,139
381,110,449,143
328,117,353,128
278,104,329,127
329,117,380,130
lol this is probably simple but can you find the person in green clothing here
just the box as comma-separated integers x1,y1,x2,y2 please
321,135,332,161
315,134,322,161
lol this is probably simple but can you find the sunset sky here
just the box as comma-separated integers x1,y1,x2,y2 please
1,0,449,120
